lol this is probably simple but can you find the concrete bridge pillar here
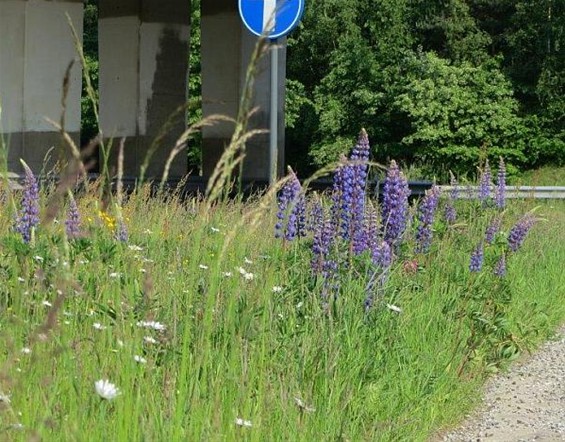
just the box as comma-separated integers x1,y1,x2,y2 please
0,0,83,174
98,0,191,179
1,0,287,180
201,0,286,181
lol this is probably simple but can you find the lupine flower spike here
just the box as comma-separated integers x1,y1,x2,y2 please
382,160,410,246
478,160,492,206
494,254,506,277
495,157,506,209
65,192,81,239
350,129,371,254
329,129,370,251
15,160,40,244
275,167,306,241
116,217,128,242
415,185,441,253
445,172,458,224
311,211,335,274
508,214,536,252
485,217,501,245
469,244,484,272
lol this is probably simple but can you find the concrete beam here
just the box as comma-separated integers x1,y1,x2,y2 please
0,0,83,174
98,0,190,179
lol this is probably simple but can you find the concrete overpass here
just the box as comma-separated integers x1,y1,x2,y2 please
0,0,286,180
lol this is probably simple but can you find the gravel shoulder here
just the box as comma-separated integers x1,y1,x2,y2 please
435,326,565,442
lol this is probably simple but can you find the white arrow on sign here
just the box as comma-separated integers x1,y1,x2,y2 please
263,0,277,33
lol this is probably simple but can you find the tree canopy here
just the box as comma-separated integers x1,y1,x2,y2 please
286,0,564,176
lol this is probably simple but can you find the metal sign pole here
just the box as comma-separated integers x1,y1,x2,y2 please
269,39,278,187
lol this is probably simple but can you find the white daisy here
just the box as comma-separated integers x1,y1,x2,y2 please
143,336,158,344
272,286,283,293
42,300,52,307
235,417,252,428
94,379,120,400
243,272,254,281
93,323,106,330
244,257,253,265
222,272,232,278
136,320,166,331
386,304,402,313
199,264,209,270
210,227,220,233
133,355,147,364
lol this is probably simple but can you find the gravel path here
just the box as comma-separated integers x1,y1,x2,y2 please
438,326,565,442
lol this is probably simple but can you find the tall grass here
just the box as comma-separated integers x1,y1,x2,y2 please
1,167,564,440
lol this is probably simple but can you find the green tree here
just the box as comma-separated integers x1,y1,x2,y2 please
394,52,527,173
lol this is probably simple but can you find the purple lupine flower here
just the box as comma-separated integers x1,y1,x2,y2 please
485,216,501,245
508,214,536,252
495,157,506,209
115,218,128,242
494,254,506,277
365,240,392,311
363,203,379,252
350,129,371,254
469,244,484,272
415,185,441,253
275,169,306,241
445,204,457,224
330,130,370,250
478,160,492,205
320,259,339,304
15,161,40,243
445,173,458,224
371,240,392,268
382,160,410,246
311,212,335,274
65,194,81,239
307,197,324,234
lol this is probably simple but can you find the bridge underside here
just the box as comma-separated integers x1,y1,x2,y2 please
0,0,285,181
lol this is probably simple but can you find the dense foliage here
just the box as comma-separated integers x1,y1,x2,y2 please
286,0,564,176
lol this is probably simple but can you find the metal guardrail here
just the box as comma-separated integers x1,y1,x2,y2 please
439,186,565,200
5,171,565,199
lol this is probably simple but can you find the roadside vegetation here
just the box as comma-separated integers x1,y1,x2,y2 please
1,133,564,440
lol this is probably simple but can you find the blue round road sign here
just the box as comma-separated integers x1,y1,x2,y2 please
239,0,305,40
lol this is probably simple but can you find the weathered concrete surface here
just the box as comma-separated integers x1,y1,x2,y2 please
0,0,83,173
98,0,190,179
